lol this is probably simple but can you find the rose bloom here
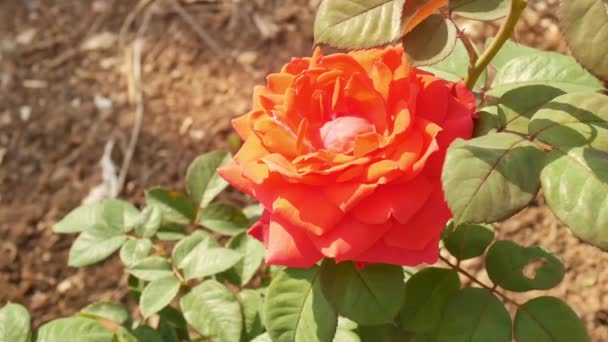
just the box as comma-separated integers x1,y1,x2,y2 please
218,45,476,268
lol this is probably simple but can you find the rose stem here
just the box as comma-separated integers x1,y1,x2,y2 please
464,0,529,89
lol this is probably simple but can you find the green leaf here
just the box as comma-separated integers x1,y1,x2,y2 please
450,0,508,21
224,232,266,286
436,288,511,342
443,223,494,260
398,268,460,333
68,231,126,267
495,85,565,135
98,199,140,234
186,151,231,208
80,301,130,324
120,239,152,267
171,231,217,266
529,92,608,150
145,188,196,225
243,203,263,222
155,223,187,241
133,206,162,238
314,0,406,49
158,306,190,342
421,37,487,90
131,326,164,342
265,266,337,342
485,240,565,291
178,245,242,280
0,303,31,342
128,256,173,281
473,106,500,137
140,275,181,318
180,280,243,342
514,296,589,342
53,203,100,233
541,147,608,249
560,0,608,81
37,317,113,342
442,133,545,224
198,203,250,236
355,324,412,342
238,289,265,341
320,260,404,325
251,333,273,342
404,14,457,67
333,328,361,342
113,327,138,342
489,39,537,71
488,53,603,97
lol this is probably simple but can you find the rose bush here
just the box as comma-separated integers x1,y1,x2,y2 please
218,45,477,267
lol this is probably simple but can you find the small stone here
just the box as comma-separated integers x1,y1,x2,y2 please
179,116,193,135
82,32,117,51
190,129,206,140
16,28,37,45
237,51,258,66
94,95,113,112
19,106,31,122
57,279,72,293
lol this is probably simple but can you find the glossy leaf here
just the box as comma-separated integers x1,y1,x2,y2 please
178,246,242,280
140,275,181,318
158,307,190,342
243,203,263,222
224,232,266,286
473,106,500,136
120,238,152,267
171,231,217,266
132,326,164,342
133,206,162,238
514,297,589,342
180,280,243,342
238,289,265,341
53,203,100,233
314,0,406,49
560,0,608,81
488,53,602,97
495,85,565,135
320,260,404,325
68,231,126,267
399,268,460,333
541,147,608,249
251,333,273,342
404,14,457,67
186,151,231,208
443,223,494,260
489,39,537,71
80,301,130,324
421,37,486,90
486,240,565,291
436,288,511,342
529,92,608,150
98,199,140,233
37,317,113,342
0,303,31,342
128,256,173,281
145,188,196,225
265,266,337,342
450,0,508,21
198,203,249,236
442,133,545,224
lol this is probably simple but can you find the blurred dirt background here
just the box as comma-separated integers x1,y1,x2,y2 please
0,0,606,340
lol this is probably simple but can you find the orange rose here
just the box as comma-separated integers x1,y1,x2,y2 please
218,45,476,267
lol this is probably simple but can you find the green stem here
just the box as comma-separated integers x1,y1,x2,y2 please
464,0,528,89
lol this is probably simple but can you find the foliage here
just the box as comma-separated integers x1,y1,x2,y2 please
3,0,607,341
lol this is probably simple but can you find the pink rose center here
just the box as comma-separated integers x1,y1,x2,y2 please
320,116,375,154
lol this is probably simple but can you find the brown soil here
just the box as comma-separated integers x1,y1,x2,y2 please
1,0,606,340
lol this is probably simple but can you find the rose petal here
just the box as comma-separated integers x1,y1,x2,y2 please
384,184,451,250
354,236,440,266
309,216,393,262
351,176,433,224
324,182,377,212
265,217,323,267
